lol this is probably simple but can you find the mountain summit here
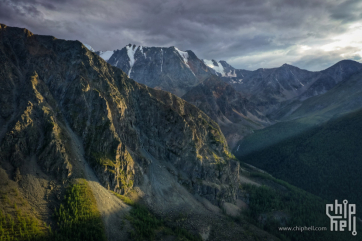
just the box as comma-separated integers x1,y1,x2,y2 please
97,44,214,96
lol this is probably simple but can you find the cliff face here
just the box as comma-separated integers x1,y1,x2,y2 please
0,24,240,212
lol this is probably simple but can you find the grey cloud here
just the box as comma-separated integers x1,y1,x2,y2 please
329,0,362,22
291,46,362,71
0,0,361,71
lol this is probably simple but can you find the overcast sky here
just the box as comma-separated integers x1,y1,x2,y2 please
1,0,361,71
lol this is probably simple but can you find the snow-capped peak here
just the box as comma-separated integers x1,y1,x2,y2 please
174,47,195,76
203,59,226,77
175,47,189,65
83,43,95,52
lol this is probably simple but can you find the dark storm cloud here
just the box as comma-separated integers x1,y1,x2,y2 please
329,0,362,22
1,0,361,70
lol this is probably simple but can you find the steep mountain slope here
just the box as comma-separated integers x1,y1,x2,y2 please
0,24,280,241
183,76,266,148
234,109,362,217
99,44,214,96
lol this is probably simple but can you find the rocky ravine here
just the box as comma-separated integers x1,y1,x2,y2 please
0,24,278,240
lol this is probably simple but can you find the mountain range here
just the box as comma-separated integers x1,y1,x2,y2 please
1,24,361,241
96,44,213,97
94,43,362,147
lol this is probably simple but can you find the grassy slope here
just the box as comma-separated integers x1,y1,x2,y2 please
0,177,106,241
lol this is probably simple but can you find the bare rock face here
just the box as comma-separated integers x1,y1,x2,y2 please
183,76,265,148
0,24,240,211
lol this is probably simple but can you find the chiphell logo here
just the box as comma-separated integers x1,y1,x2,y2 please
326,199,357,236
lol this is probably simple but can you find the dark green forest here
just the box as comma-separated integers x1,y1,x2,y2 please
239,174,362,241
235,109,362,217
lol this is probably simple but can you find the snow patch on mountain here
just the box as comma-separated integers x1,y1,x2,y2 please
175,47,189,65
139,46,146,57
126,45,138,77
227,70,237,77
203,59,226,76
175,47,195,76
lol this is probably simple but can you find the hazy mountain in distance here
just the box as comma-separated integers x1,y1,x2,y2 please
233,63,362,219
210,59,362,120
268,60,362,120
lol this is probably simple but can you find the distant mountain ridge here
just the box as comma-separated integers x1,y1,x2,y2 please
94,42,362,121
213,59,362,119
93,43,362,112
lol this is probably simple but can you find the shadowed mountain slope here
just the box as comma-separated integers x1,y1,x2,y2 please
235,109,362,218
